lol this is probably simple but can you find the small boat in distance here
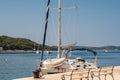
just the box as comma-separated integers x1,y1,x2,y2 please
104,49,108,53
33,42,41,54
36,50,40,54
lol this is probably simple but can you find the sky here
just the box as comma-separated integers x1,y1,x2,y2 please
0,0,120,47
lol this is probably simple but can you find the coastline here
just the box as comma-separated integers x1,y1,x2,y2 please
0,50,40,54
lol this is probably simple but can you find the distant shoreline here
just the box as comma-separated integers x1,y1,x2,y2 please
0,49,120,54
0,50,40,54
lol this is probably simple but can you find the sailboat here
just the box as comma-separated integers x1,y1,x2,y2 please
33,42,40,54
39,0,98,75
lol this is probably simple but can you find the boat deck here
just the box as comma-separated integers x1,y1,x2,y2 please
14,66,120,80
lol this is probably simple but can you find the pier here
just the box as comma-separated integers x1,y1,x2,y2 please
14,66,120,80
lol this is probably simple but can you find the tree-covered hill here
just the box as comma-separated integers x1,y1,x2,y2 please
0,35,119,50
0,35,42,50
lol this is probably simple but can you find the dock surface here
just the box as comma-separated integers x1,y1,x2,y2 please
14,66,120,80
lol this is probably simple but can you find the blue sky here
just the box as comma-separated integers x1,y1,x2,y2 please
0,0,120,47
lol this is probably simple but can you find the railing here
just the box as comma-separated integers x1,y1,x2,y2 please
90,66,114,80
61,69,90,80
61,66,116,80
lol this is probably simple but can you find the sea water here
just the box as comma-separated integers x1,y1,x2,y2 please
0,50,120,80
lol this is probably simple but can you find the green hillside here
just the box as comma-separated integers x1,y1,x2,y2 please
0,35,42,50
0,35,119,50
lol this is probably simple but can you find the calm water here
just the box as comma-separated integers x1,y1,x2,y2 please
0,50,120,80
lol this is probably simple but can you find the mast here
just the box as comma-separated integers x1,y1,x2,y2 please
40,0,50,65
57,0,62,58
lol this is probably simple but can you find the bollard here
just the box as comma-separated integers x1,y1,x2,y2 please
33,70,39,78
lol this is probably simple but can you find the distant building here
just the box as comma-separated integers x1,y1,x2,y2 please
0,47,3,52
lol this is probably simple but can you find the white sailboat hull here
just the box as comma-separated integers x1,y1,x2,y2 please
41,57,97,75
43,58,66,69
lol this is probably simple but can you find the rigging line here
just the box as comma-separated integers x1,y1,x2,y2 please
40,0,50,66
71,0,80,43
72,0,78,9
46,9,53,46
49,8,57,46
51,7,76,10
62,2,76,44
63,0,79,44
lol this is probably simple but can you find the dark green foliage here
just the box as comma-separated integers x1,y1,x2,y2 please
0,35,119,50
0,35,43,50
